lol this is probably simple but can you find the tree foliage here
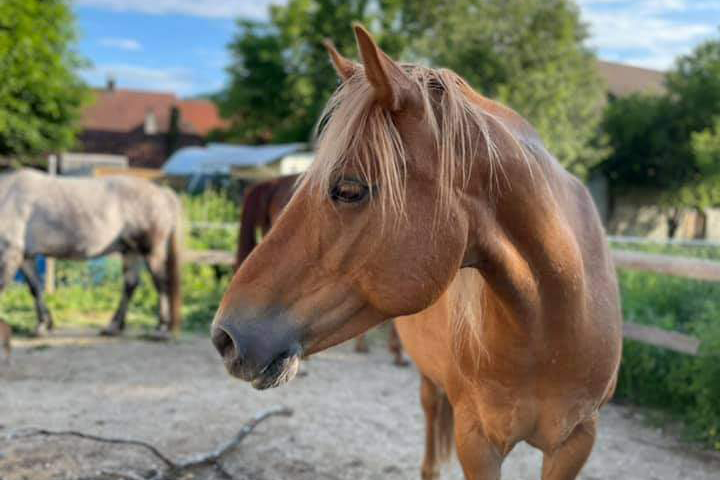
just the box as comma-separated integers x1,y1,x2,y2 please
216,0,605,175
402,0,605,175
600,34,720,208
0,0,88,161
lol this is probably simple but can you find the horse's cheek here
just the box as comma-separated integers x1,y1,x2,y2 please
361,224,464,316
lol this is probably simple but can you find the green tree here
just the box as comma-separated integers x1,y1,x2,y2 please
600,34,720,201
218,0,605,174
678,117,720,209
0,0,88,162
217,1,379,144
166,106,182,156
600,93,677,188
403,0,605,176
212,21,294,144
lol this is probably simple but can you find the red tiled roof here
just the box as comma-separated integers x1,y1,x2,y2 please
81,88,226,135
597,60,666,97
178,99,228,135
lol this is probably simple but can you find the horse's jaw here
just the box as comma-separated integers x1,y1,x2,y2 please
249,351,302,390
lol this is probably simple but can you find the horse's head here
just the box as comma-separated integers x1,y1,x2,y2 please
212,25,507,388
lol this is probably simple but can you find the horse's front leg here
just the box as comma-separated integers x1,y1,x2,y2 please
354,333,369,353
454,406,502,480
144,244,177,339
20,259,54,336
101,254,142,336
541,415,597,480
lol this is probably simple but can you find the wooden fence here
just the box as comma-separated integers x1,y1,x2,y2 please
184,245,720,356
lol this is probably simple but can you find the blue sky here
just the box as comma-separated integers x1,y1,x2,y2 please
74,0,720,97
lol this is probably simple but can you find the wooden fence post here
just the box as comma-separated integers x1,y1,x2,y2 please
44,154,58,294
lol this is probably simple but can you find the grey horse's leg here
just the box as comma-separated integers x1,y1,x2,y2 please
20,259,54,335
101,254,142,336
144,246,171,336
0,246,23,293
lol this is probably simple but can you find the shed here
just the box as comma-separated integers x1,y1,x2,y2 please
163,142,311,191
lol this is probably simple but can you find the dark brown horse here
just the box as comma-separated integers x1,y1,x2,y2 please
214,26,622,480
236,174,406,365
0,318,10,364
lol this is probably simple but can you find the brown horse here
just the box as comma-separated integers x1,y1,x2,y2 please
236,174,406,365
213,25,622,480
0,318,10,364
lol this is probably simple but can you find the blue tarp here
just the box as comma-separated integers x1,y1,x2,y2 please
14,256,46,284
163,143,306,176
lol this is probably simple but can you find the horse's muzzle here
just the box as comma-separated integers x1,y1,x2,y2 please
211,317,302,390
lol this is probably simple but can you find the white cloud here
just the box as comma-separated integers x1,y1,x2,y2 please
80,64,196,95
99,37,142,51
578,0,717,70
75,0,280,19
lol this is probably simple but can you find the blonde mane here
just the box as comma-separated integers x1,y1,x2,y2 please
299,63,541,363
301,64,535,220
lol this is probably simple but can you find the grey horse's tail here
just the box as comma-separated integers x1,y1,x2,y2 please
166,200,182,333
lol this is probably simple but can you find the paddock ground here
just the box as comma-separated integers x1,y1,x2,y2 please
1,328,719,480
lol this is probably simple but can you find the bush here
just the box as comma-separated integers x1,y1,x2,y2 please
180,189,239,251
613,242,720,449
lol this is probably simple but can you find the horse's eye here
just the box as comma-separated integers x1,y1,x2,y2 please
330,179,369,204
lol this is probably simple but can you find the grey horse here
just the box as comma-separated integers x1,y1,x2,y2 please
0,169,182,336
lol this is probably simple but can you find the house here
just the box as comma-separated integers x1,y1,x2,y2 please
77,80,226,169
163,142,310,191
596,60,666,98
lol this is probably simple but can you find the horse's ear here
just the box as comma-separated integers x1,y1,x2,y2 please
353,23,412,111
322,39,357,81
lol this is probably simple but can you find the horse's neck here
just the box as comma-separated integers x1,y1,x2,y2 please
465,159,586,335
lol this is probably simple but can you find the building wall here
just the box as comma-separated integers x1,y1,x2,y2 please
594,188,720,240
279,153,313,175
79,128,203,169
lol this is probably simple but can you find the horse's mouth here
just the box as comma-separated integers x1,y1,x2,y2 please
249,352,302,390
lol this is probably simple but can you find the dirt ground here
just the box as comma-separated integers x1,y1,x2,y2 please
1,329,719,480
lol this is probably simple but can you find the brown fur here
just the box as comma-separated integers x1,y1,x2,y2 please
235,174,405,364
235,175,299,269
0,318,11,363
213,26,622,480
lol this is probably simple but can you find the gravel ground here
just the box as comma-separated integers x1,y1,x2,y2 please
1,329,719,479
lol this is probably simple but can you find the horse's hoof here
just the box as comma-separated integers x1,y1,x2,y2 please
355,345,370,354
33,324,49,337
99,327,122,337
421,467,440,480
393,357,410,367
143,330,173,342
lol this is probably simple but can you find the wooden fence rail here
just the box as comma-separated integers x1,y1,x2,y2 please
612,250,720,282
184,248,716,356
185,249,235,266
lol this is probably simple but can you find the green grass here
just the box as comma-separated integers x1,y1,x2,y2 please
0,260,229,335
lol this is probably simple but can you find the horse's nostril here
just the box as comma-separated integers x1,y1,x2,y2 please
212,326,235,360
